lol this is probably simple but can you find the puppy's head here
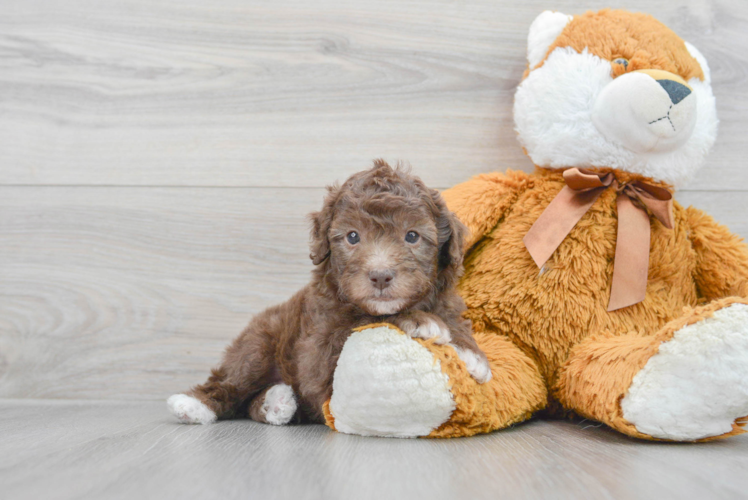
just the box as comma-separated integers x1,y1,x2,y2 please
309,160,466,316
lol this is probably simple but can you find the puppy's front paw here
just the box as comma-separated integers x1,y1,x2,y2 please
167,394,217,424
400,316,451,344
453,346,492,384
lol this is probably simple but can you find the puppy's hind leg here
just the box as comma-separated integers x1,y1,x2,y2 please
169,364,262,425
168,314,279,424
248,383,299,425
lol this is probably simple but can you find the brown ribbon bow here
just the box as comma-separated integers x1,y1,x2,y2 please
523,168,674,311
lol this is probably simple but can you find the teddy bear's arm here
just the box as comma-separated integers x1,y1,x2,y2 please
441,170,530,248
686,206,748,300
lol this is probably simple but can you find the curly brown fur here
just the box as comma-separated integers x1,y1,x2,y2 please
179,160,487,424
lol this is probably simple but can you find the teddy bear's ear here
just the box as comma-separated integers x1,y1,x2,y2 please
684,41,711,84
527,11,573,70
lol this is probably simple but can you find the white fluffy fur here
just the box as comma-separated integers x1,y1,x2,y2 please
261,383,297,425
329,325,455,438
527,11,573,70
167,394,217,425
364,299,407,315
453,346,492,384
685,42,711,84
514,45,718,187
621,304,748,441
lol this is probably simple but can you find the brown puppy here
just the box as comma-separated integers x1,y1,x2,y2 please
168,161,491,426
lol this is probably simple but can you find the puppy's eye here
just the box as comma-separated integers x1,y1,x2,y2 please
613,57,629,69
346,231,360,245
405,231,420,244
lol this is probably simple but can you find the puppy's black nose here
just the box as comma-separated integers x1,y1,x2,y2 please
657,79,691,105
369,269,395,290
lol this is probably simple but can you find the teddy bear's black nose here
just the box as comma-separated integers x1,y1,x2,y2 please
657,79,691,105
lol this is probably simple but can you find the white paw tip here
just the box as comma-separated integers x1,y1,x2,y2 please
262,384,297,426
454,346,492,384
167,394,217,425
411,319,451,344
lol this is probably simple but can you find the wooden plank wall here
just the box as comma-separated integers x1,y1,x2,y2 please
1,0,746,400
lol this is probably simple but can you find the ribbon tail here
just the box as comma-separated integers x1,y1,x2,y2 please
524,185,605,268
608,193,651,311
630,183,674,229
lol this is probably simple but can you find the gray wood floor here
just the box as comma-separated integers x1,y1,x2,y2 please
3,1,748,498
2,399,748,500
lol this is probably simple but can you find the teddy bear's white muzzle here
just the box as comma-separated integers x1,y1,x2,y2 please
592,70,697,154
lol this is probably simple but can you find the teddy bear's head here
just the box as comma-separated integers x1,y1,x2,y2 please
514,9,718,187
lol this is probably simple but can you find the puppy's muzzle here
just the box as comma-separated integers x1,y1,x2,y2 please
369,269,395,290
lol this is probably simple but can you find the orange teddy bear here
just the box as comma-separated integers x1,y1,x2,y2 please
324,9,748,441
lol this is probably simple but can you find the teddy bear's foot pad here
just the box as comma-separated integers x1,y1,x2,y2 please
328,325,455,438
167,394,217,424
621,303,748,440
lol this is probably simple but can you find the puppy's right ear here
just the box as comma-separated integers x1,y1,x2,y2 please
308,183,341,265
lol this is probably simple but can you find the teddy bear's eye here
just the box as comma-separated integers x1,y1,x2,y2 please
346,231,360,245
613,57,629,69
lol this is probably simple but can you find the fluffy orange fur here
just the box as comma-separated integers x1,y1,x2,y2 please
435,168,748,439
529,9,704,81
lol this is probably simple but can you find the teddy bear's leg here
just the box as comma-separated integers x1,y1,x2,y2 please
555,298,748,441
426,331,548,438
325,324,546,438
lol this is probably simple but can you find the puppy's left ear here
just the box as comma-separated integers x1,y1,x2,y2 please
309,183,341,265
433,189,468,289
